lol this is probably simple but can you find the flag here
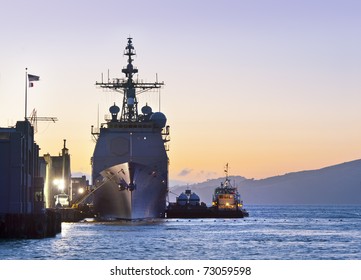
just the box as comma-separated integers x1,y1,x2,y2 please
28,74,40,87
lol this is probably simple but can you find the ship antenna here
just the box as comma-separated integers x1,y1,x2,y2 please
97,104,99,129
157,73,161,111
224,163,229,180
95,37,164,122
121,37,139,121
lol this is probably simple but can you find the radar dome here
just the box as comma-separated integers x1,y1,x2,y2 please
176,193,188,206
109,104,120,122
150,112,167,128
109,104,120,114
141,104,152,115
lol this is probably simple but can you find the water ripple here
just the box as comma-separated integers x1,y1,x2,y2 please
1,205,360,260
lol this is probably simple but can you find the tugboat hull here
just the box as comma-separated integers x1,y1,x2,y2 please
166,205,248,219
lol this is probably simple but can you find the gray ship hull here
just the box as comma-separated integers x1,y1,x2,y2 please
93,162,168,220
92,127,169,220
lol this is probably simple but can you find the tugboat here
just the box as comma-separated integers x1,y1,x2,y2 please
211,163,247,215
166,164,248,218
90,38,170,220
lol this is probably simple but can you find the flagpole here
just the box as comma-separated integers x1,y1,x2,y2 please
25,67,28,120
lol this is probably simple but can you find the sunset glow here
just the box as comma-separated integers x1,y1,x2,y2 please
1,0,360,184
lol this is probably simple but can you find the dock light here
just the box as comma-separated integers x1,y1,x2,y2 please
53,179,65,192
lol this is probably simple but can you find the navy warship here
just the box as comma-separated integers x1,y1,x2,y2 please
91,38,170,220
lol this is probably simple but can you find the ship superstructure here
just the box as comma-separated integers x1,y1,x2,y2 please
91,38,170,220
212,164,243,211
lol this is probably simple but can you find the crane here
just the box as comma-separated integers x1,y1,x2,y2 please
29,109,58,133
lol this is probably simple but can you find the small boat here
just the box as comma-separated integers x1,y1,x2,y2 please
166,189,209,218
211,163,248,216
166,164,249,218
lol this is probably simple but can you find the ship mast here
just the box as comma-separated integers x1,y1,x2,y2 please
224,163,229,181
95,37,164,122
224,163,231,187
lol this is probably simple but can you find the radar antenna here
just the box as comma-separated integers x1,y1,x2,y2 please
95,37,164,122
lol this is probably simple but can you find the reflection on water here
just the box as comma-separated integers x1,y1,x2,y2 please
1,205,360,260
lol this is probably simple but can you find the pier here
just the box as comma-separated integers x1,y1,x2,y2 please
0,120,62,239
0,210,61,239
54,206,95,223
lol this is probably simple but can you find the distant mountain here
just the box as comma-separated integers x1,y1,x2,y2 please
170,159,361,205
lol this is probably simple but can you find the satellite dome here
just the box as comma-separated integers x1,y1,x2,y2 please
141,104,152,115
109,104,120,114
109,104,120,122
150,112,167,128
176,193,188,206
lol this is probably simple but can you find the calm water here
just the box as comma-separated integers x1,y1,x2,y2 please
1,205,360,260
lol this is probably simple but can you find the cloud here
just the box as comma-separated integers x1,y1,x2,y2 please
198,170,218,180
178,168,193,177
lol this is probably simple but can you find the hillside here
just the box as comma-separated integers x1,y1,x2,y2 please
170,159,361,205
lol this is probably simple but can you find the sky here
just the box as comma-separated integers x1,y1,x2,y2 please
0,0,360,184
